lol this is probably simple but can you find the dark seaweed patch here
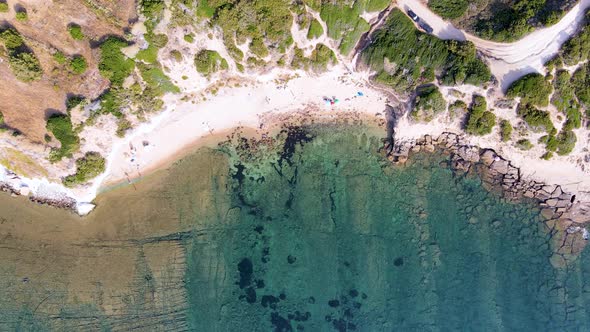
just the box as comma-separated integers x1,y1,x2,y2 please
328,299,340,307
278,126,314,168
270,312,293,332
287,255,297,264
394,257,404,267
237,258,253,289
261,295,280,309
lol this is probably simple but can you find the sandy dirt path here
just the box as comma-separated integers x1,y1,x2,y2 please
397,0,590,89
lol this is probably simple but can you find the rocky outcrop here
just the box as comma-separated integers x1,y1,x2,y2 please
387,132,590,268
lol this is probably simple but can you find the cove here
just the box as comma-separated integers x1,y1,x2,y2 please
0,123,589,331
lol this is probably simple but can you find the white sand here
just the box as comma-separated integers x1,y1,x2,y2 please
101,66,389,186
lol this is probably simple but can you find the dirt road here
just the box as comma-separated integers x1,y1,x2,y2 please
397,0,590,89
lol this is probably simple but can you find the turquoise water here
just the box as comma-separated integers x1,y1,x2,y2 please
1,124,590,331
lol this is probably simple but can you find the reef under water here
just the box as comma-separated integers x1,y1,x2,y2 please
1,123,590,331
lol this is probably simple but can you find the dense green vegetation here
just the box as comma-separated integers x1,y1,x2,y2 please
499,119,513,142
428,0,468,19
516,103,555,134
572,63,590,108
0,28,43,82
551,69,583,130
137,62,180,95
69,55,87,74
362,9,490,92
53,51,67,64
307,19,324,39
410,85,446,122
292,44,336,72
15,11,27,21
540,129,576,156
465,95,495,136
0,2,8,12
98,37,135,86
46,114,79,162
66,95,84,111
516,139,533,151
183,33,194,43
194,49,228,76
63,152,106,187
506,73,552,107
560,12,590,66
307,0,389,55
68,24,84,40
464,0,576,42
195,0,293,61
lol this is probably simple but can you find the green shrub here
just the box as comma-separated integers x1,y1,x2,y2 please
63,152,105,187
572,63,590,107
98,37,135,86
309,43,336,72
506,73,552,107
46,114,79,162
362,9,489,92
541,151,553,160
0,29,24,49
307,19,324,39
53,51,67,64
68,24,84,40
0,3,8,12
411,85,446,122
69,55,87,74
516,139,533,151
170,49,182,62
66,95,85,111
140,0,165,19
516,103,555,133
428,0,468,19
9,51,42,82
98,90,123,118
448,100,467,118
555,130,577,155
183,33,194,43
499,119,513,142
249,37,269,58
136,45,159,63
15,11,27,21
116,118,132,137
137,62,180,96
465,95,495,135
194,49,228,76
561,22,590,66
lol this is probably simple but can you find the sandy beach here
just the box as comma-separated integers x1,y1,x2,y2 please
0,1,589,216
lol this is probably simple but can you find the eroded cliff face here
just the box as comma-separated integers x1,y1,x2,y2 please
1,123,590,331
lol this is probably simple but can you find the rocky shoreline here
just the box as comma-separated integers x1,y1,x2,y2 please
387,132,590,268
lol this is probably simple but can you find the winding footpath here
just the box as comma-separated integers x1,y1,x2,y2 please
397,0,590,89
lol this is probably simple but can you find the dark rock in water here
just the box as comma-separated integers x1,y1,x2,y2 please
237,258,254,289
332,318,347,332
296,324,304,331
244,287,257,303
328,299,340,307
256,279,265,289
287,255,297,264
261,295,280,309
279,293,287,300
254,225,264,234
270,311,292,332
308,296,315,304
325,315,332,322
394,257,404,266
349,289,358,298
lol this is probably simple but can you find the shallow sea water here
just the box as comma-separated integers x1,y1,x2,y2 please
1,123,590,331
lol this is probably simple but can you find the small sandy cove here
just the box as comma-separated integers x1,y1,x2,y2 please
3,63,590,215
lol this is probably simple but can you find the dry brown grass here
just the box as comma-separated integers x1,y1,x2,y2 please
0,0,136,142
